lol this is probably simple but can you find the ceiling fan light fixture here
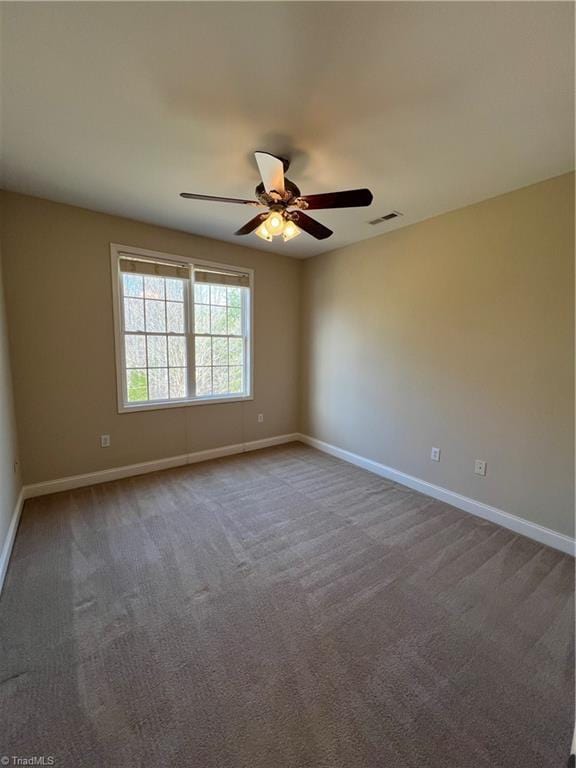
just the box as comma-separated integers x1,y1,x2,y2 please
255,222,273,242
282,220,301,242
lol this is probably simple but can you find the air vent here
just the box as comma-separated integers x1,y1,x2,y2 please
369,211,403,225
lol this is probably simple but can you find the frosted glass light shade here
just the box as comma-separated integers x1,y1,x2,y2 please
255,223,273,242
265,212,285,235
282,221,301,241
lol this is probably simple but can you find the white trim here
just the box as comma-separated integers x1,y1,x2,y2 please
22,434,300,499
110,243,254,414
110,244,255,280
298,434,575,557
118,394,254,414
14,432,572,592
0,488,25,596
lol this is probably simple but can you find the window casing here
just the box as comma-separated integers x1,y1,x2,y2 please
111,244,253,412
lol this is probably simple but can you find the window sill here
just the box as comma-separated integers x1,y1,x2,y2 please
118,394,254,414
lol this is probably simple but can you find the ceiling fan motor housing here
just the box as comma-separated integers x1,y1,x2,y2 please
255,178,303,208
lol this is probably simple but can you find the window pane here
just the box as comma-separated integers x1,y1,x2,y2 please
167,302,185,334
145,300,166,332
229,366,243,394
127,369,148,401
149,368,169,400
169,367,186,399
212,337,228,366
196,367,212,396
166,279,184,302
194,284,210,304
124,298,145,332
211,306,227,335
144,276,165,300
229,337,243,366
123,274,144,298
227,286,241,307
168,336,186,367
194,305,210,334
120,260,250,407
212,367,229,394
195,336,211,366
227,306,241,336
125,335,146,368
211,285,227,306
147,335,167,367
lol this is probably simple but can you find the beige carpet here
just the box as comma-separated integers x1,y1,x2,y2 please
0,443,573,767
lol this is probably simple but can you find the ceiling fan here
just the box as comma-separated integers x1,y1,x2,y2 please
180,151,373,242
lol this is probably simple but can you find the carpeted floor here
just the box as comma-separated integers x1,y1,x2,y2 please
0,442,573,767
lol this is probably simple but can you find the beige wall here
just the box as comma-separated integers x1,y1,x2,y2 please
0,192,301,484
0,215,22,558
301,174,574,538
1,175,574,540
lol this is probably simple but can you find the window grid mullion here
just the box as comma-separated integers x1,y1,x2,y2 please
209,294,214,395
163,291,169,398
124,331,183,336
192,333,242,338
143,295,149,399
187,268,196,398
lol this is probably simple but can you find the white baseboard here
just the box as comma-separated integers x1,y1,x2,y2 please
298,434,575,557
0,487,25,595
15,431,574,562
23,433,300,499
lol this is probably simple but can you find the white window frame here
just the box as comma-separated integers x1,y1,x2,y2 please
110,243,254,413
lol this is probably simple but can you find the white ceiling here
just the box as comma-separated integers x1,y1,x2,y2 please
1,2,574,259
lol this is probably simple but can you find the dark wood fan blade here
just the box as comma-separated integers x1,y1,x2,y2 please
180,193,261,206
299,188,373,209
294,212,333,240
235,214,266,236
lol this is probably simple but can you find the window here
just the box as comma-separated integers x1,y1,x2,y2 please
111,245,252,412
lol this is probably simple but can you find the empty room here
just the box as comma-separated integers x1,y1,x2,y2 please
0,2,574,767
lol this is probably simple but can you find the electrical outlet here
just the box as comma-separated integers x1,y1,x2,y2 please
430,447,441,462
257,414,264,423
474,459,487,476
100,434,111,448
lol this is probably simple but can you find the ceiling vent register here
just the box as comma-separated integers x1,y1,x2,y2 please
369,211,403,225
